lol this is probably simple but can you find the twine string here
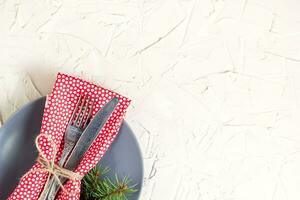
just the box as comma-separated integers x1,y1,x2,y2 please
21,134,83,198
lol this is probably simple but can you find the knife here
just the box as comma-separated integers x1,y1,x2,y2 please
44,97,119,200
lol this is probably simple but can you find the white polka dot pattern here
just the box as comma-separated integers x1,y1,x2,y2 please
8,73,131,200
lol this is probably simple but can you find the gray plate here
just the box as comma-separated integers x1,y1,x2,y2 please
0,97,143,199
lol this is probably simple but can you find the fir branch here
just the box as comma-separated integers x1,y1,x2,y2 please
81,166,137,200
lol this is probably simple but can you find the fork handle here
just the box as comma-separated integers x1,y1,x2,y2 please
38,141,75,200
44,176,67,200
39,127,82,200
39,175,66,200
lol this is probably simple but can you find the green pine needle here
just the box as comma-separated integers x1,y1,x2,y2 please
80,166,137,200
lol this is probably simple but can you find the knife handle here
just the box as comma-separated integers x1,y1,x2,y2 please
39,126,82,200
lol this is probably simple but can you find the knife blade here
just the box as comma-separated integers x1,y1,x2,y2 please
44,96,119,200
64,96,119,170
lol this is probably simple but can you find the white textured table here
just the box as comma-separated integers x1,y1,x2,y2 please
1,0,300,199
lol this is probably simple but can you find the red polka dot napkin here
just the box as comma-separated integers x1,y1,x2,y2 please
8,73,131,200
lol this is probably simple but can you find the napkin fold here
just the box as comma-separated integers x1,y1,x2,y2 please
8,73,131,200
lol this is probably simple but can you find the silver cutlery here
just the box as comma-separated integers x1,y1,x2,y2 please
44,97,119,200
39,95,95,199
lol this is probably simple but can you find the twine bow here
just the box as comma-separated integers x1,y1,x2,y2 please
22,134,83,199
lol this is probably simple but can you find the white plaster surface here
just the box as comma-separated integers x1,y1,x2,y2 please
1,0,300,199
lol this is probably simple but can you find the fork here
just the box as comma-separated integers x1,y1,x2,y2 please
39,95,95,199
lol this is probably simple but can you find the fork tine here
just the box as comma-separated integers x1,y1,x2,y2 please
78,98,90,128
69,94,82,125
83,98,96,129
74,95,86,127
